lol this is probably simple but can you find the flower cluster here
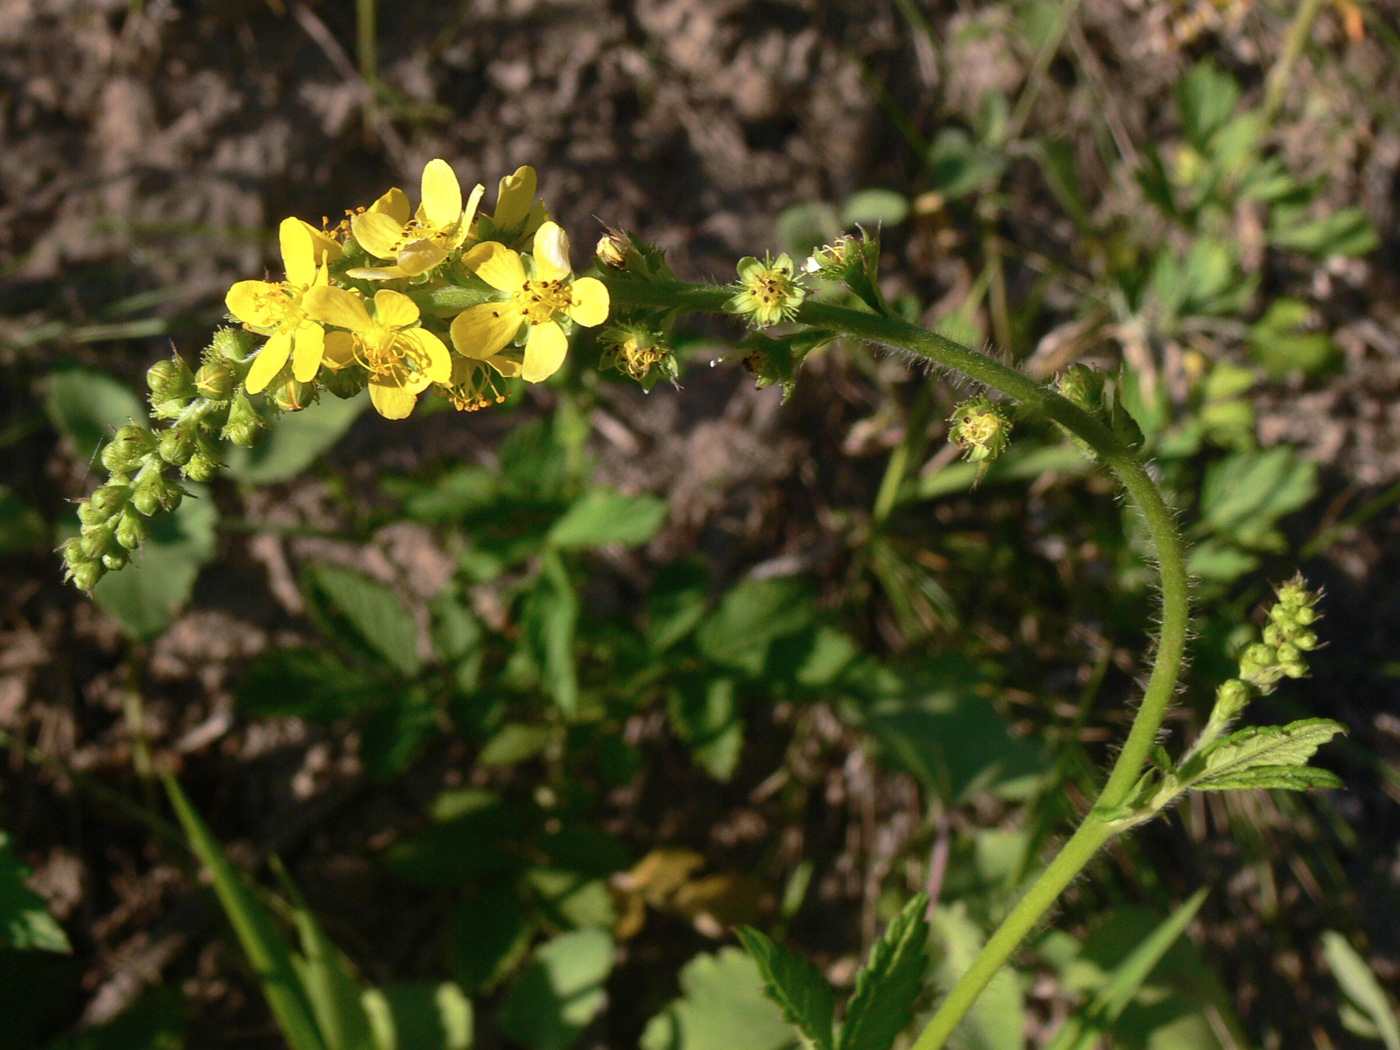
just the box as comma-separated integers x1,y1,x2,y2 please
226,160,609,420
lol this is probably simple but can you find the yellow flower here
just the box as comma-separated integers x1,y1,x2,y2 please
226,217,342,393
474,165,550,246
349,159,485,280
450,222,609,384
303,287,451,419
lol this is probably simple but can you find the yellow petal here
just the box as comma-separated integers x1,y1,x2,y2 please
304,286,371,331
400,328,452,384
352,211,406,260
305,223,342,266
368,186,411,224
373,289,419,329
451,302,525,360
462,241,525,292
533,221,571,282
226,280,282,327
521,321,567,383
494,165,536,229
369,378,418,419
484,351,523,379
279,217,317,288
396,239,450,277
291,322,326,383
567,277,610,327
323,331,356,369
419,159,462,230
461,183,486,235
345,265,407,281
246,330,293,393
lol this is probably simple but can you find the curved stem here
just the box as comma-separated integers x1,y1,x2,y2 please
604,276,1191,1046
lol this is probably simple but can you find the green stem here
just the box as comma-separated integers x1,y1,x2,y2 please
1262,0,1326,127
603,276,1191,1045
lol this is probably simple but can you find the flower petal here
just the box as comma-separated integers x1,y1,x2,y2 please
291,322,326,383
368,186,411,224
533,221,571,282
352,211,406,260
279,217,317,288
323,331,356,369
400,328,452,384
521,321,568,383
484,351,522,379
462,183,486,233
304,286,372,331
494,165,537,229
246,330,293,393
373,289,420,329
451,302,524,360
567,277,610,327
306,223,342,266
419,159,462,229
462,241,526,291
369,377,418,419
345,265,407,281
396,239,450,277
226,280,282,327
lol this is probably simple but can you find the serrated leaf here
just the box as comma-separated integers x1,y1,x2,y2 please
1190,765,1343,792
1188,719,1344,791
307,564,422,677
547,489,667,550
639,947,798,1050
736,927,836,1050
837,894,929,1050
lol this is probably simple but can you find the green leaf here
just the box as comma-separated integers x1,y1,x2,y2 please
447,885,533,993
478,723,553,766
837,894,930,1050
668,676,745,782
362,982,473,1050
1187,719,1345,792
239,648,383,723
1196,447,1318,550
1269,205,1378,258
0,485,46,556
695,577,815,676
162,774,328,1050
646,560,709,652
0,830,71,953
1247,299,1337,378
840,190,909,229
525,551,580,717
547,489,667,550
1044,889,1207,1050
1189,765,1342,792
43,368,146,460
640,948,799,1050
91,488,218,640
929,904,1023,1050
226,391,367,484
735,927,835,1050
497,929,614,1050
307,564,422,677
1322,931,1400,1050
1175,60,1240,148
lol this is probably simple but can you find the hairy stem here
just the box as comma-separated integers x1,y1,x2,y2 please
604,276,1192,1046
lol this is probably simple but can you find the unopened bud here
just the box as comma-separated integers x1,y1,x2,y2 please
223,390,268,446
114,508,149,550
195,360,236,402
209,325,257,364
1054,365,1105,412
270,378,315,414
68,558,104,591
101,549,128,571
101,424,157,474
158,426,197,466
80,524,116,559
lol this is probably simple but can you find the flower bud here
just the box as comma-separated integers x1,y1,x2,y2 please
147,356,196,402
80,524,116,559
269,378,315,414
223,390,268,447
158,426,197,466
101,424,157,474
596,228,641,271
209,325,257,364
68,558,104,592
101,549,128,571
130,466,183,516
76,499,107,527
321,365,368,400
195,360,236,402
90,482,132,517
114,508,149,550
184,437,222,483
1054,365,1105,413
59,537,87,572
1213,678,1250,721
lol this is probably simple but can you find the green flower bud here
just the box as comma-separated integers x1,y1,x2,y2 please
195,360,236,402
1263,623,1282,647
147,355,197,415
101,549,128,571
269,378,315,414
209,326,255,364
1293,629,1318,651
184,441,221,483
68,558,104,591
1054,365,1105,413
101,424,158,474
948,396,1013,482
158,426,197,466
223,390,268,447
596,228,642,271
90,483,132,517
59,537,87,572
321,365,368,400
76,500,107,527
80,524,116,559
1213,678,1250,721
114,508,149,550
130,465,184,516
